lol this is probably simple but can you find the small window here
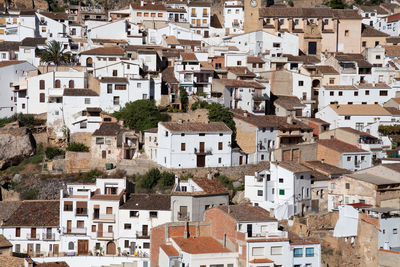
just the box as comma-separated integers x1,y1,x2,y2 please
108,225,113,232
365,90,370,95
130,211,139,217
92,225,96,232
345,116,351,120
124,224,131,230
125,240,130,248
218,142,223,150
218,157,222,163
345,183,350,189
199,133,205,136
394,228,398,234
113,96,120,105
380,90,388,96
330,91,334,96
361,156,365,160
106,207,113,214
306,247,314,257
279,178,284,183
362,41,366,47
347,156,351,161
84,98,90,104
143,242,150,249
68,242,74,250
298,81,304,86
279,189,285,195
16,227,20,237
331,183,336,189
257,190,263,196
345,30,349,36
181,143,186,151
329,78,335,84
96,137,104,144
112,70,118,76
354,91,358,96
150,211,158,218
339,91,343,96
39,93,45,103
293,248,303,257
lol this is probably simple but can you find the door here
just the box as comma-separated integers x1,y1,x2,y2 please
94,208,99,219
53,244,59,256
78,240,88,255
293,149,300,162
175,14,179,22
179,206,188,220
282,150,291,161
31,228,36,239
67,220,72,233
199,142,205,153
308,41,317,55
102,150,107,159
98,223,103,237
239,156,243,165
247,224,253,238
197,155,205,167
27,244,33,256
106,241,116,255
142,225,148,236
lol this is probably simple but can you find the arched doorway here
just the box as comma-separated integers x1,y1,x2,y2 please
69,80,75,88
86,57,93,67
312,79,320,88
106,241,116,255
55,80,61,88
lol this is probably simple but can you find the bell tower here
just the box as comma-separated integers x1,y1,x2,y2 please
244,0,262,32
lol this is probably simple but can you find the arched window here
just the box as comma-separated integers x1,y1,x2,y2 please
68,241,74,250
55,80,61,88
86,57,93,67
69,80,74,88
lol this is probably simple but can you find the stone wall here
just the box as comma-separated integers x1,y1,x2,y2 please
70,132,92,148
378,249,400,267
167,109,209,123
274,143,317,162
65,151,92,173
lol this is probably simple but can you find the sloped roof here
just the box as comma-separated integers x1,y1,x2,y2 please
92,122,122,136
21,37,47,47
3,200,60,227
328,104,392,116
303,160,352,176
315,65,339,74
216,78,264,89
0,60,25,68
318,139,368,153
226,66,256,77
217,204,276,222
273,161,311,173
39,11,69,20
0,41,21,51
362,24,389,37
181,52,197,61
384,45,400,57
131,2,167,10
247,56,265,63
0,235,12,248
63,89,98,97
120,194,171,210
172,236,231,254
357,5,389,15
162,66,178,83
160,244,179,257
80,47,125,56
0,201,21,222
160,121,232,133
274,95,306,110
100,77,128,83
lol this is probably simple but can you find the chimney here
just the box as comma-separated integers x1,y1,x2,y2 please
321,159,325,164
140,0,144,6
178,119,183,124
207,171,212,180
243,111,248,117
287,116,293,124
223,233,227,248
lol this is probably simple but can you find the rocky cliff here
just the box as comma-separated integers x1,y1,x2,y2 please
0,127,35,169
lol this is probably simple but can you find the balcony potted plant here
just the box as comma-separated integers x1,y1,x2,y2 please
117,247,121,256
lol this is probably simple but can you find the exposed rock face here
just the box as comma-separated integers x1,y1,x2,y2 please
0,127,35,169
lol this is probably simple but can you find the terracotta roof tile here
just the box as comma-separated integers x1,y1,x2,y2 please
92,122,122,136
63,88,98,97
34,262,69,267
384,45,400,57
0,60,25,68
388,13,400,23
100,77,128,83
181,52,197,61
0,255,24,267
39,11,69,20
160,244,179,257
226,66,256,77
21,37,46,47
273,161,311,173
362,24,389,37
357,5,388,15
160,121,232,133
3,200,59,227
131,2,167,10
315,65,339,74
192,177,229,195
162,67,178,83
274,95,306,110
0,41,21,51
0,235,12,248
120,194,171,210
80,47,124,56
249,258,274,263
328,104,392,116
318,138,368,153
188,1,211,7
0,201,21,222
172,236,231,254
216,79,264,89
284,54,320,64
303,161,352,176
323,85,357,90
247,56,265,63
177,39,202,46
217,204,276,222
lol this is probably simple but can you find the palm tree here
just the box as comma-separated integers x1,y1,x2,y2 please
39,40,72,66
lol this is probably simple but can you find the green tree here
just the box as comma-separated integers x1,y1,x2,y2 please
67,142,89,152
140,168,161,189
179,87,189,111
158,172,175,187
207,103,236,142
329,0,345,9
114,100,170,132
39,40,72,66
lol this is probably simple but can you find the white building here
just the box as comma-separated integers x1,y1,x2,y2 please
223,0,244,35
0,61,36,118
118,194,171,256
0,11,36,42
87,19,142,45
245,161,312,220
79,47,125,71
188,2,210,38
129,2,167,24
143,128,158,162
157,121,232,168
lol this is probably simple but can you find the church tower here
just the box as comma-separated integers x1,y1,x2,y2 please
244,0,262,32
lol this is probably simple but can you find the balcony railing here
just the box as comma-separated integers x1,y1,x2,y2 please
177,211,190,221
191,13,197,17
246,231,288,239
27,233,39,240
93,213,115,222
42,233,56,240
136,231,150,239
194,148,212,155
97,232,114,239
63,227,87,235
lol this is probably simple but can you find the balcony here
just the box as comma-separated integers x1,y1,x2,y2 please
253,107,265,114
27,233,40,240
246,231,288,240
93,213,115,222
76,210,88,217
42,233,56,240
234,94,242,100
97,232,114,239
136,231,150,239
63,227,87,235
194,148,212,155
177,211,190,221
191,13,197,17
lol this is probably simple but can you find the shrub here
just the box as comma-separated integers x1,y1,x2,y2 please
28,154,44,164
67,142,89,152
158,172,175,187
45,146,65,159
22,188,38,200
140,168,161,189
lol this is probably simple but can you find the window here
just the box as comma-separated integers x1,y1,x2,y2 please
181,143,186,151
362,41,366,47
376,55,381,60
124,224,131,230
338,91,343,96
130,211,139,217
151,13,156,17
279,178,284,183
266,174,271,181
106,207,113,214
252,247,264,256
84,98,90,104
237,61,242,66
39,80,45,90
39,93,45,103
345,183,350,189
69,80,74,88
347,156,351,161
80,122,87,129
394,228,398,234
77,220,84,228
329,78,335,84
64,202,73,211
306,247,315,257
108,225,113,232
143,242,150,249
218,142,223,150
96,137,104,144
294,18,299,25
92,225,96,232
107,84,112,93
137,83,141,88
137,12,142,16
380,90,388,96
345,116,350,120
345,30,349,36
41,26,46,32
294,248,303,257
158,13,163,17
150,211,158,218
279,18,284,25
298,81,304,86
218,157,222,163
279,189,285,195
365,90,369,95
15,244,20,253
375,41,379,46
271,246,283,255
16,227,20,237
55,80,61,88
361,156,365,161
115,84,126,90
114,96,120,105
68,242,74,250
330,91,334,96
112,70,118,76
273,42,281,48
257,190,263,196
199,133,205,136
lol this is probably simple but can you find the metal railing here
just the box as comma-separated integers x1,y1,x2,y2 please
42,233,56,240
136,231,150,238
63,227,87,235
26,233,39,240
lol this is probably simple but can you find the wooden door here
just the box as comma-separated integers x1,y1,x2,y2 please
308,41,317,55
67,220,72,233
197,155,205,167
53,244,59,256
106,241,116,255
78,240,88,255
27,244,33,256
293,149,300,162
239,156,243,165
142,225,148,236
102,150,106,159
31,228,36,239
199,142,205,152
98,223,103,237
282,150,291,161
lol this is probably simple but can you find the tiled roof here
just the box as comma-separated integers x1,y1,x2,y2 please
0,41,21,51
247,56,265,63
274,95,306,110
284,54,320,64
162,67,179,83
39,11,69,20
0,60,25,68
226,66,256,77
131,2,167,10
357,5,389,15
391,97,400,104
334,53,372,68
160,121,232,133
303,117,330,126
165,35,179,45
0,201,21,222
249,258,274,263
361,24,389,37
383,163,400,173
384,45,400,57
120,194,171,210
3,200,60,227
388,13,400,23
0,235,12,248
80,47,125,56
0,255,24,267
100,77,128,83
63,89,98,97
160,244,179,257
386,37,400,44
328,104,392,116
181,52,197,61
332,9,362,19
177,39,202,46
21,37,47,47
318,138,368,153
217,204,276,222
355,83,391,89
200,61,214,69
259,7,334,18
144,127,158,133
166,7,187,13
172,236,231,254
273,161,311,173
315,65,339,74
288,231,320,245
192,177,229,195
34,262,69,267
303,161,352,176
216,79,264,89
92,122,122,136
323,85,356,90
335,127,377,138
188,1,211,7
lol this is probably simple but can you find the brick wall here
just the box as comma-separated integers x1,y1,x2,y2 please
150,225,166,267
317,143,340,167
